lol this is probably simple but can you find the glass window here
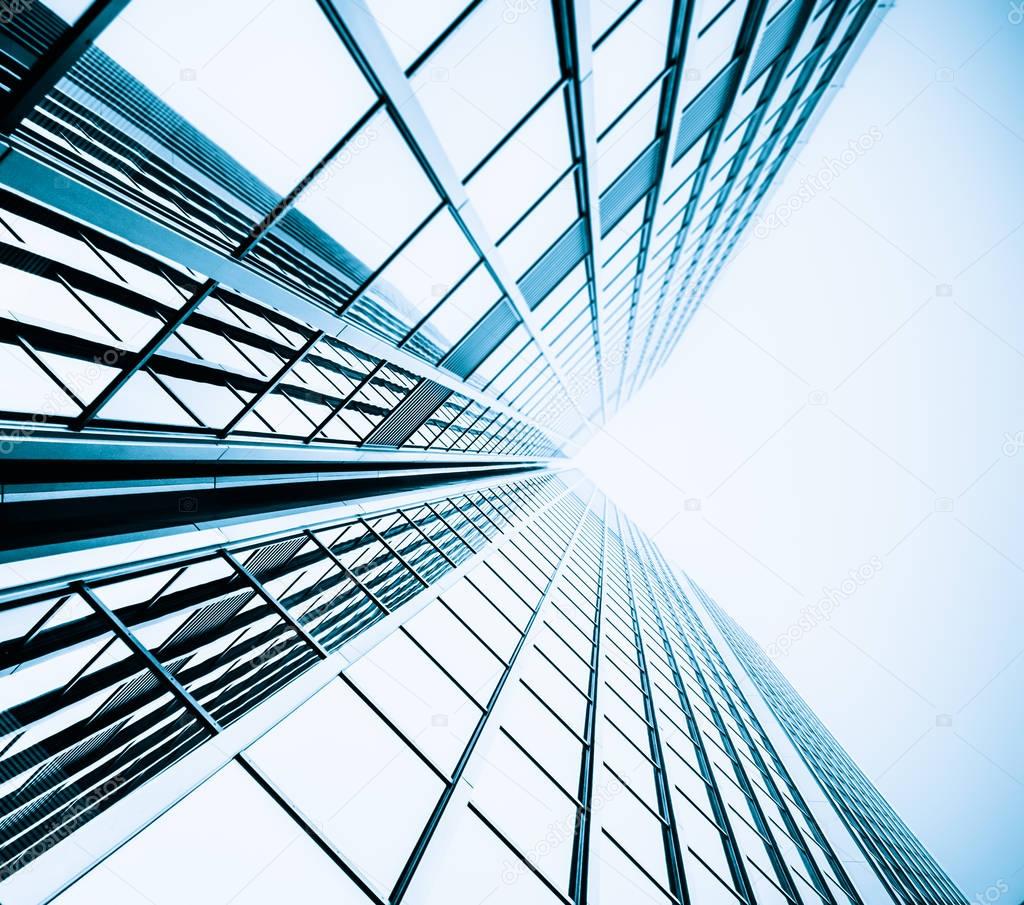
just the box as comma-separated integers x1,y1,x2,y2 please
247,680,444,894
413,266,504,358
592,0,672,134
364,207,478,332
465,89,572,239
346,629,478,773
596,833,673,904
52,763,369,905
290,110,440,270
468,730,577,887
96,0,376,195
363,0,470,70
404,805,558,905
596,84,660,192
410,0,561,176
590,0,638,42
496,175,579,278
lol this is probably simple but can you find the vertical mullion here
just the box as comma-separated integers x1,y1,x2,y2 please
613,510,690,905
388,485,596,903
624,523,770,905
569,495,608,904
218,329,324,437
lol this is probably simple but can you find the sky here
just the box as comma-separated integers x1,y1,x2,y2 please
579,1,1024,901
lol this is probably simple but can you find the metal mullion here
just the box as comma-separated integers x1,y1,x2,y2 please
465,577,525,635
440,404,489,453
403,0,488,77
399,625,486,712
218,330,324,437
638,0,848,390
519,678,589,746
462,78,569,182
410,395,468,451
499,725,584,810
437,497,491,547
144,365,206,428
0,0,132,134
632,528,802,905
396,261,483,349
422,501,478,554
396,509,459,569
387,485,596,903
551,0,608,421
746,855,802,905
461,494,505,536
494,163,579,245
466,801,574,905
533,644,591,701
687,846,749,904
234,755,388,905
613,512,689,905
567,500,605,904
549,601,596,647
220,549,331,660
595,66,673,145
13,334,85,409
602,714,660,770
74,581,221,735
53,270,123,342
320,0,588,433
602,760,669,825
602,220,646,269
601,828,682,905
437,599,510,668
592,0,647,48
603,679,654,729
338,197,445,314
235,98,386,256
359,518,430,588
543,619,594,671
610,0,698,410
303,359,386,443
70,278,217,428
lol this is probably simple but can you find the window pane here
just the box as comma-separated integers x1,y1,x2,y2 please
410,0,561,176
53,764,368,905
289,110,440,270
363,0,470,70
592,0,672,134
96,0,376,195
413,266,504,359
247,680,444,894
465,89,572,239
496,175,579,278
357,207,479,335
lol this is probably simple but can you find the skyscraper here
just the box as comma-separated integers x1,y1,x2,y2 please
0,1,967,904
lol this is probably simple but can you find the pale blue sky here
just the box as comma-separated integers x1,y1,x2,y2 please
580,1,1024,900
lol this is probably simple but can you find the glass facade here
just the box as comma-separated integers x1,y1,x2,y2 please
1,0,888,450
0,471,965,904
0,2,967,904
696,585,971,905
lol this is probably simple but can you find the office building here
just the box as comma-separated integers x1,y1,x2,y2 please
0,1,965,903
